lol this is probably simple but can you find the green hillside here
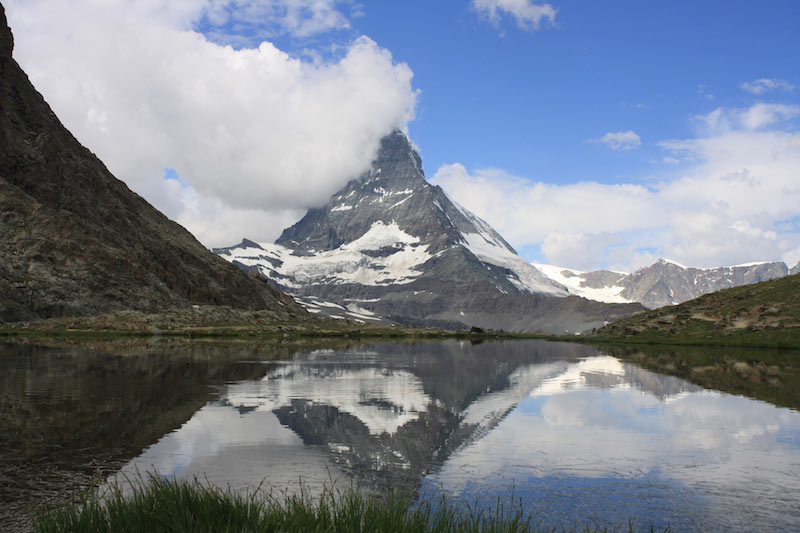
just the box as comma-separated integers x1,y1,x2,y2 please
593,273,800,349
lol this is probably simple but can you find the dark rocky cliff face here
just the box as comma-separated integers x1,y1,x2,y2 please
0,4,11,59
0,4,305,322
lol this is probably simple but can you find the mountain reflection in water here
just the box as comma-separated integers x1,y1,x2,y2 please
2,339,799,531
118,341,599,495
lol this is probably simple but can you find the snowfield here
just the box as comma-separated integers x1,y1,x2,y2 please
532,263,632,304
224,221,432,288
449,197,568,297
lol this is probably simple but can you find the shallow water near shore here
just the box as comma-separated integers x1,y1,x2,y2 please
2,338,799,531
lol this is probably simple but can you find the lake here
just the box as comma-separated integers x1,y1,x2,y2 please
2,338,799,531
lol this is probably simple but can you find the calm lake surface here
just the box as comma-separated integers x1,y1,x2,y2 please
2,338,799,531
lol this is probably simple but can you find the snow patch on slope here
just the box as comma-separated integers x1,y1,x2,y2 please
223,221,431,288
460,232,568,297
657,258,688,269
341,221,417,252
441,196,567,297
533,263,632,304
730,261,770,268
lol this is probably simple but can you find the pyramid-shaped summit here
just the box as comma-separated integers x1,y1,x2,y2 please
217,131,642,333
278,131,529,261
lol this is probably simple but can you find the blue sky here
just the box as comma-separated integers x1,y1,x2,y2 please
6,0,800,270
256,1,800,185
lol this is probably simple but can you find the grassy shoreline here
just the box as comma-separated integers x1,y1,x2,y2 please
2,323,797,350
583,332,800,350
0,325,555,341
0,305,561,343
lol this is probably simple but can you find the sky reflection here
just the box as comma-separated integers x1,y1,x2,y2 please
424,356,800,531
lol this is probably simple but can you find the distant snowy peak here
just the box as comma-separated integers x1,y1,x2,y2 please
646,258,777,272
654,258,688,269
534,258,791,309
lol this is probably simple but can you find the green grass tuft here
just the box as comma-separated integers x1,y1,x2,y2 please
34,473,563,533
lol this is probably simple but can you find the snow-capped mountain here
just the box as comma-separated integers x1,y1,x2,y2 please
216,131,642,333
535,258,791,309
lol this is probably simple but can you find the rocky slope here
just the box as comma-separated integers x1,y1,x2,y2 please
536,259,790,309
217,131,642,333
0,4,305,323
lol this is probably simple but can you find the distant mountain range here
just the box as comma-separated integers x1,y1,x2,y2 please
0,5,305,323
536,258,798,309
216,131,642,333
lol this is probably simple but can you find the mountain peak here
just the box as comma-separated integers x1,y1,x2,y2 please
373,129,424,180
276,129,429,251
654,258,687,269
220,131,645,334
1,3,13,59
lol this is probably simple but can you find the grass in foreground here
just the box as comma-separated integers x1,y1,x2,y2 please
35,474,546,533
32,474,657,533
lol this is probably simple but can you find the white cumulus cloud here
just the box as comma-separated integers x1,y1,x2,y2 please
5,0,417,246
591,130,642,151
741,78,795,95
198,0,354,46
434,102,800,271
694,103,800,132
472,0,557,30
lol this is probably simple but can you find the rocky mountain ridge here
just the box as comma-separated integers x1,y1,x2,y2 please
217,131,642,333
0,4,305,323
536,258,793,309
